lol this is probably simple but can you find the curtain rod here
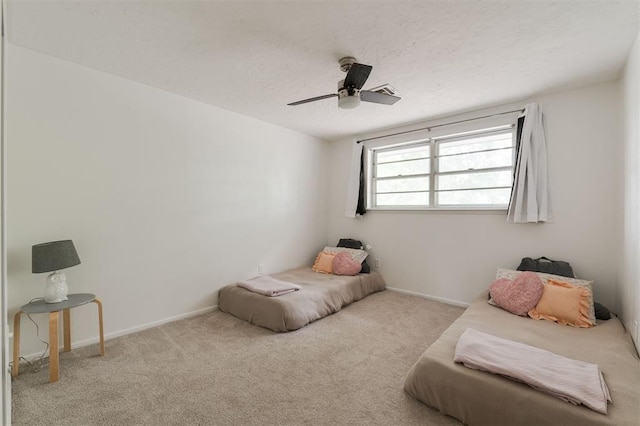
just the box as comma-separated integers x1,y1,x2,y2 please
356,108,525,144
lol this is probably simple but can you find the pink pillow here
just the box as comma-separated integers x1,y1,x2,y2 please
332,251,362,276
489,272,544,316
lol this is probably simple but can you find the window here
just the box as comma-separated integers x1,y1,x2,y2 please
367,125,516,210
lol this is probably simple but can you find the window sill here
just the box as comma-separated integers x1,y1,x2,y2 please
366,207,507,215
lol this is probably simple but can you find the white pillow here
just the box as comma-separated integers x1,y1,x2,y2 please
323,246,369,263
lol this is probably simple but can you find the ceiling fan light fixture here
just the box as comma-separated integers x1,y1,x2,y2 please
338,95,360,109
287,58,400,108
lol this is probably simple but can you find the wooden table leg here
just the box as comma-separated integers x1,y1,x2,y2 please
92,299,105,356
63,308,71,352
49,312,59,383
12,311,22,379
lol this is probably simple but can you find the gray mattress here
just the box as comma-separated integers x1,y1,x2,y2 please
218,267,386,332
404,291,640,425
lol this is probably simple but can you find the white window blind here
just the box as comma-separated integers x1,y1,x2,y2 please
367,125,516,210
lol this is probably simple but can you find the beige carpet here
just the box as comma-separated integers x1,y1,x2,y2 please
12,290,465,425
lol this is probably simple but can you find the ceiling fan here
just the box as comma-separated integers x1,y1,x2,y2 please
287,57,401,109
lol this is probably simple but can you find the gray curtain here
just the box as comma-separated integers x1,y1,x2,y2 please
507,103,554,223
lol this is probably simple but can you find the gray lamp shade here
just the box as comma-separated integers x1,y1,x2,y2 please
32,240,81,273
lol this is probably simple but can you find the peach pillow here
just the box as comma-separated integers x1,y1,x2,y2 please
528,279,594,328
489,272,544,316
312,251,335,274
332,251,362,276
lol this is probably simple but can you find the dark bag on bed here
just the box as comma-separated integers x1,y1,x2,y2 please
337,238,363,249
337,238,370,274
517,257,575,278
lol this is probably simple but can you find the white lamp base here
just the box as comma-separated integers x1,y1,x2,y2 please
44,271,69,303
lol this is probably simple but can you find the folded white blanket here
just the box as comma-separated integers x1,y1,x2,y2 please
238,275,301,297
454,328,611,414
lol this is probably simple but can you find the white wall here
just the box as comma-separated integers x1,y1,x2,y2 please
328,82,623,308
1,17,11,423
621,31,640,347
6,45,329,356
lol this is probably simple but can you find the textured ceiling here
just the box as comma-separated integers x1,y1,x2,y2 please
6,0,640,141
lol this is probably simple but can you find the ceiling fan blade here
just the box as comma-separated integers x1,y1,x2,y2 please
287,93,338,106
344,63,372,90
360,90,401,105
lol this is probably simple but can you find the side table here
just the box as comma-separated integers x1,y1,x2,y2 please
12,293,104,383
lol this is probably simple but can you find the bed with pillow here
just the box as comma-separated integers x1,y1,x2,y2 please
218,241,385,332
404,269,640,425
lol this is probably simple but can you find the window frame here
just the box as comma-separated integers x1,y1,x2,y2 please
365,121,517,212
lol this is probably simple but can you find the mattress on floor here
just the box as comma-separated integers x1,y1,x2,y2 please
218,267,386,332
404,291,640,426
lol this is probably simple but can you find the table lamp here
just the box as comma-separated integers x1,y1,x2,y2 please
32,240,81,303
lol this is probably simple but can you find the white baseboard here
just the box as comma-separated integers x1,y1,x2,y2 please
386,287,470,308
16,305,218,361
